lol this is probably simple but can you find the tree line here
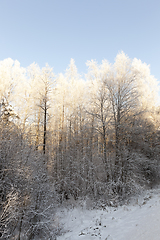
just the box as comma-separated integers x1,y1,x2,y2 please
1,52,160,239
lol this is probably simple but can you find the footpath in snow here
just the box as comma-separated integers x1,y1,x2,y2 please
56,188,160,240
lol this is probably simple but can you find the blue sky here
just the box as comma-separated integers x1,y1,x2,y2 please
1,0,160,81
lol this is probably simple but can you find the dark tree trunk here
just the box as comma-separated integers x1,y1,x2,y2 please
43,100,47,155
17,211,24,240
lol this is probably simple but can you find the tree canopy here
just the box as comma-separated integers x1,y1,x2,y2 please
1,52,160,239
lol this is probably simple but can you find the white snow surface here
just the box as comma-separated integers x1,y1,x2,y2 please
56,188,160,240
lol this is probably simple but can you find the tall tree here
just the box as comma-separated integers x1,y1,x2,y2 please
105,52,139,182
28,63,54,154
86,59,112,178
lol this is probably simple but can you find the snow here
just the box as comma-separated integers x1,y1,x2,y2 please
56,188,160,240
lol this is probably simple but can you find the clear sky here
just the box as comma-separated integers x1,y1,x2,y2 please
1,0,160,80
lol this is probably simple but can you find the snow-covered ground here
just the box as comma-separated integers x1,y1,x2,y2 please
56,188,160,240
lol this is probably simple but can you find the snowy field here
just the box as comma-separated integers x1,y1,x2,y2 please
56,188,160,240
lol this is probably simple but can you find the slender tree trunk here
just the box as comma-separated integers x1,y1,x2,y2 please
17,211,24,240
43,99,47,155
35,107,41,150
100,102,107,170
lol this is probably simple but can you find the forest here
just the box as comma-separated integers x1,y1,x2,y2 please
1,52,160,239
